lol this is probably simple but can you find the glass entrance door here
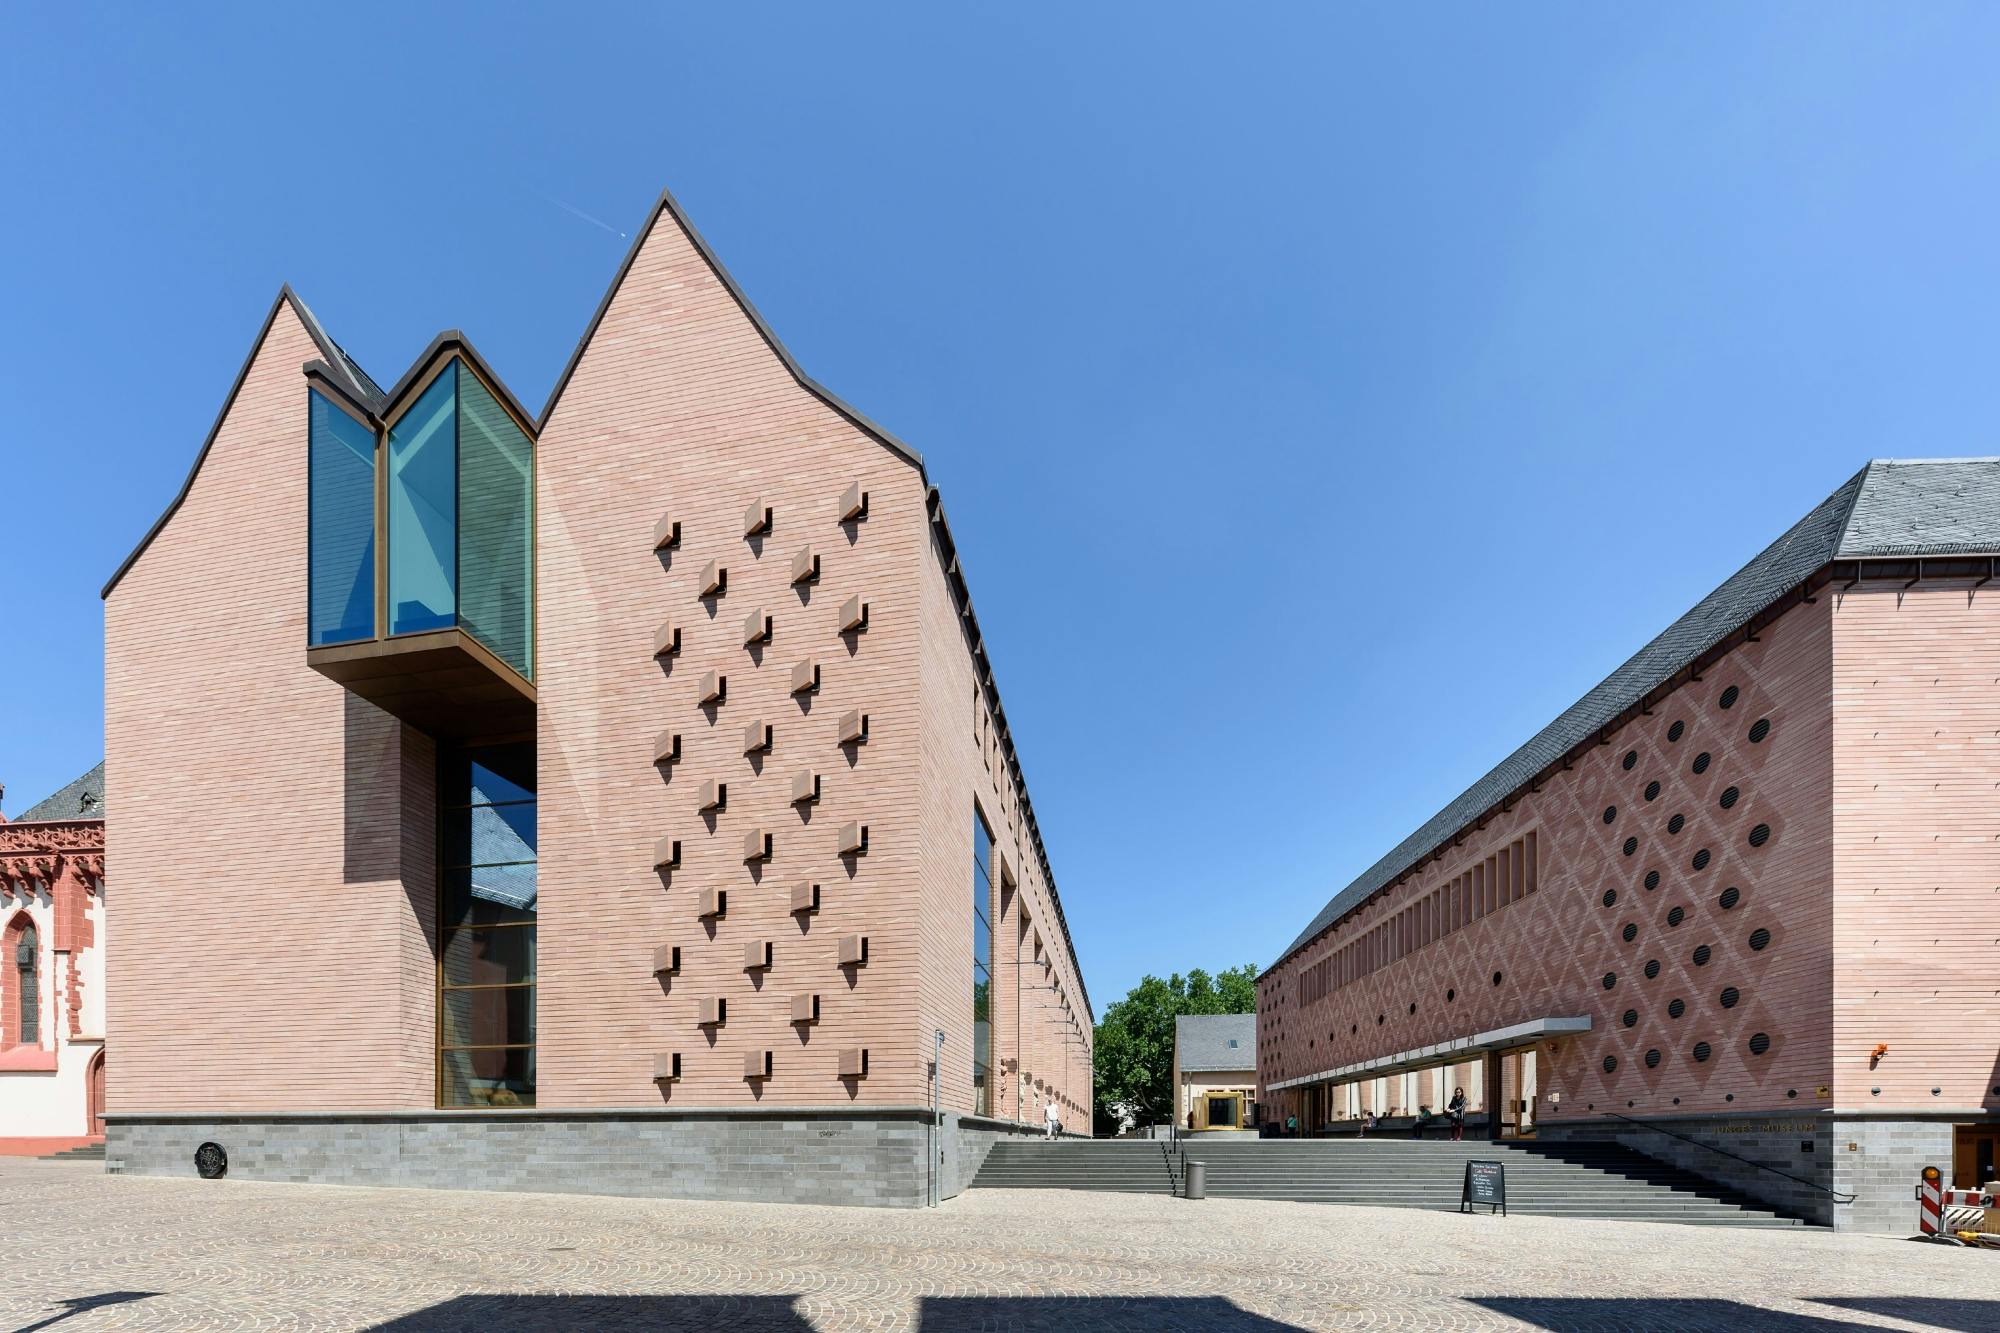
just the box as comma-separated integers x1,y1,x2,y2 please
1497,1049,1538,1138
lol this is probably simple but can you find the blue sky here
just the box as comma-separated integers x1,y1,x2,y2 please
5,4,1999,1010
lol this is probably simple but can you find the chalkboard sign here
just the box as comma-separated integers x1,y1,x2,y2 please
1461,1159,1505,1215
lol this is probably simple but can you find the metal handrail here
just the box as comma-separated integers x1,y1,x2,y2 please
1603,1111,1856,1203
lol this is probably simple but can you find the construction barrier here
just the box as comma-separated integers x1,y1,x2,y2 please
1915,1165,1996,1240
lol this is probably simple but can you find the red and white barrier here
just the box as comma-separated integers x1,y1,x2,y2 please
1916,1166,1994,1236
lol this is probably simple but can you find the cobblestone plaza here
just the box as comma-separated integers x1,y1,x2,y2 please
5,1159,1995,1332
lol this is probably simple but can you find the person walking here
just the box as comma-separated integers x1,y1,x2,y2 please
1448,1086,1467,1142
1044,1097,1060,1140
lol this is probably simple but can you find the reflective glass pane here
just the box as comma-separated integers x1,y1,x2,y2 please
307,391,376,645
388,363,457,636
456,369,534,679
973,910,991,966
441,986,534,1049
443,926,536,987
440,1046,535,1107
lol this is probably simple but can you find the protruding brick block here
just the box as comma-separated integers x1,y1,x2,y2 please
743,828,773,863
742,609,773,646
838,593,868,633
652,1051,682,1081
743,1049,772,1079
791,658,820,695
699,670,726,705
790,545,820,584
743,939,773,971
653,837,681,870
698,779,726,813
838,710,869,745
652,513,681,551
698,996,726,1026
839,1047,869,1078
653,622,681,658
652,944,680,975
743,720,774,755
790,881,820,915
653,730,681,765
698,887,726,919
699,559,726,597
791,770,820,805
838,821,869,856
839,479,868,522
743,499,772,537
791,992,821,1024
837,933,869,966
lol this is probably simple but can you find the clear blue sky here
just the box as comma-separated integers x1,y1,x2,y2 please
5,5,1998,1010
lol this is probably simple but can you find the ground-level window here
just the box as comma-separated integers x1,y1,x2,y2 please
972,808,994,1116
439,743,537,1107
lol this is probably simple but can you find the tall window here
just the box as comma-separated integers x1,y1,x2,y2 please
972,810,994,1116
439,744,536,1106
307,389,377,646
11,921,38,1048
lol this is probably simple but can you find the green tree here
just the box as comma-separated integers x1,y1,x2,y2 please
1091,964,1258,1133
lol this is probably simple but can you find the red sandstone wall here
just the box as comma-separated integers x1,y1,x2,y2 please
104,302,436,1112
533,204,936,1107
1259,595,1836,1123
1830,579,2000,1111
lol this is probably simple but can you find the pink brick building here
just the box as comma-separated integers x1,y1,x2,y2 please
99,186,1091,1207
1256,459,2000,1230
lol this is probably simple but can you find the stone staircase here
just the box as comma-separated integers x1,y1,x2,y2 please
970,1137,1809,1227
39,1142,107,1162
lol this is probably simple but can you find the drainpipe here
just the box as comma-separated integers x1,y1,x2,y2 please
930,1029,945,1207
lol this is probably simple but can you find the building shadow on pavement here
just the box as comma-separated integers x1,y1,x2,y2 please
1468,1297,1889,1331
1811,1296,2000,1332
362,1294,1307,1331
16,1292,161,1333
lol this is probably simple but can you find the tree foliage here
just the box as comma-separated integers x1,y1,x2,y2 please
1091,964,1257,1133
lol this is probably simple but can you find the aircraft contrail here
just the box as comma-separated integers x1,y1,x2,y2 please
541,193,627,239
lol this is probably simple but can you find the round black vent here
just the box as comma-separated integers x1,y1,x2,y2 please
1603,805,1618,824
1748,718,1771,744
1622,922,1638,942
1667,906,1685,927
1668,814,1686,835
1604,889,1619,907
1748,927,1772,951
1645,781,1662,802
1668,720,1686,743
1644,870,1661,891
1645,1048,1662,1068
1719,786,1740,810
1644,959,1661,979
1409,1002,1417,1014
195,1142,228,1179
1719,986,1740,1009
1622,1008,1638,1028
1693,1041,1712,1063
1602,972,1617,990
1623,750,1639,771
1446,988,1455,1002
1377,1014,1385,1026
1492,971,1504,987
1748,823,1771,848
1719,685,1740,710
1668,998,1686,1019
1623,836,1639,857
1603,1055,1618,1073
1748,1032,1771,1056
1692,945,1712,966
1691,849,1711,871
1692,752,1711,775
1718,886,1740,910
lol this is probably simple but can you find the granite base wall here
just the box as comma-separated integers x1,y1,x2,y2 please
105,1109,983,1209
1539,1111,1958,1232
941,1113,1071,1200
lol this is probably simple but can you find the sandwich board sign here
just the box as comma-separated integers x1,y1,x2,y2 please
1461,1159,1506,1215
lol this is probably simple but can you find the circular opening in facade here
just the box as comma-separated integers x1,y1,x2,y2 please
1408,1002,1417,1014
1692,752,1711,775
1719,685,1740,710
1604,889,1618,907
1667,906,1685,927
1720,786,1740,810
1603,805,1617,824
1623,750,1638,770
1668,998,1686,1019
1623,837,1639,857
1668,814,1686,835
1693,1041,1712,1063
1622,923,1637,942
1446,988,1455,1002
1622,1008,1638,1028
1748,823,1771,848
1787,1089,1797,1098
1692,849,1711,871
1718,886,1740,910
1748,1032,1771,1056
1602,972,1617,990
1644,870,1661,891
1692,944,1712,966
1748,927,1771,951
1492,971,1503,987
1645,781,1661,802
1645,1048,1662,1068
1377,1015,1385,1026
1603,1055,1618,1073
1720,986,1740,1009
1644,959,1661,979
1749,718,1771,744
1668,720,1686,743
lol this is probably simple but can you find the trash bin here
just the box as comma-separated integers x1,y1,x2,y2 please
1184,1160,1206,1200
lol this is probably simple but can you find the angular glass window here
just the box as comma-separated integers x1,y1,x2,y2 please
456,369,534,678
307,390,376,645
388,363,459,637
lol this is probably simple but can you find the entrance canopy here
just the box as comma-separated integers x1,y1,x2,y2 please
1266,1015,1590,1092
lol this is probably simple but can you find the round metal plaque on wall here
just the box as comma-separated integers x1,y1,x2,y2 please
194,1141,228,1179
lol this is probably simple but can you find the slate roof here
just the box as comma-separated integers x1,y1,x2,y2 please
1176,1013,1257,1073
13,761,106,823
1271,458,2000,975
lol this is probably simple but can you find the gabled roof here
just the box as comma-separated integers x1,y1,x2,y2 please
13,761,106,823
1270,458,2000,976
1175,1013,1257,1072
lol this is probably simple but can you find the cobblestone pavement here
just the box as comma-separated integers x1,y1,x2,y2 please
4,1158,1996,1332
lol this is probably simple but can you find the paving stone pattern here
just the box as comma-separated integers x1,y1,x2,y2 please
4,1158,1996,1331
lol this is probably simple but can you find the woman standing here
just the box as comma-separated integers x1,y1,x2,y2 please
1448,1086,1468,1141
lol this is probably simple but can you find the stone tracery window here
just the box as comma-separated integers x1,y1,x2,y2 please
6,916,37,1048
